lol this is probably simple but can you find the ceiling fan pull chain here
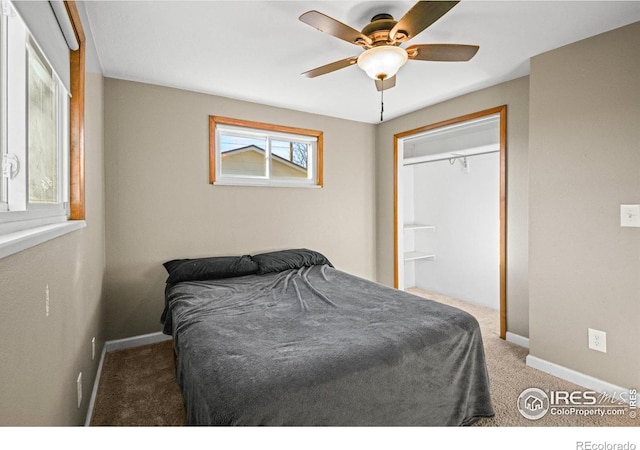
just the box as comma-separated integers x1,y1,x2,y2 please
380,79,384,121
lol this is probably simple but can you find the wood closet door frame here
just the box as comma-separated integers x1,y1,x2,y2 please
393,105,507,339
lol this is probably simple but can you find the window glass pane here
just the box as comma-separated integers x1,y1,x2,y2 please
219,133,267,177
270,140,309,179
211,117,321,187
0,15,6,206
28,41,58,204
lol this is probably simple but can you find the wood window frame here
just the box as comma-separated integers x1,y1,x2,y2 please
209,116,324,187
64,1,86,220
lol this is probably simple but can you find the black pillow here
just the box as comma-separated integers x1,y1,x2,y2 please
163,255,259,284
251,248,333,275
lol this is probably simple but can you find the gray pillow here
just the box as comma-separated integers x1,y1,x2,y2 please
251,248,333,275
163,255,258,283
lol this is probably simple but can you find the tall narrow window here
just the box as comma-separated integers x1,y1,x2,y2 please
0,1,71,236
28,39,59,205
0,8,7,211
0,0,85,258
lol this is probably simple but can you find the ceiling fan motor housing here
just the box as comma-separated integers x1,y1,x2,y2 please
361,14,407,46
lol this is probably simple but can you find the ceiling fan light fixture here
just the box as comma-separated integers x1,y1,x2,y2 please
357,45,408,80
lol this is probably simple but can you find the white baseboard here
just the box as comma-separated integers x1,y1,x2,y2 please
505,331,529,349
104,331,171,352
84,344,107,426
526,354,630,399
85,332,173,426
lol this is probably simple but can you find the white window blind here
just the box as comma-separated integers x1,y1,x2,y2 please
10,0,75,92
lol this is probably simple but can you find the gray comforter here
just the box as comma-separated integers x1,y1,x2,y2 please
162,265,494,425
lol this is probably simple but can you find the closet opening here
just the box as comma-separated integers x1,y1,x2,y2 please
393,105,507,339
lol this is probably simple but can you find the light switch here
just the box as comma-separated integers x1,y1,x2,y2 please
620,204,640,227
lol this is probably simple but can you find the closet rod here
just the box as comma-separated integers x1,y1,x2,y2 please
403,149,499,167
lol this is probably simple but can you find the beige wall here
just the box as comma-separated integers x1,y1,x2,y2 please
104,79,376,340
528,22,640,389
0,72,106,425
375,77,531,338
3,10,636,427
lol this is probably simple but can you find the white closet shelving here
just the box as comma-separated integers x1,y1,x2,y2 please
397,112,501,306
404,251,435,261
403,224,435,262
404,223,435,231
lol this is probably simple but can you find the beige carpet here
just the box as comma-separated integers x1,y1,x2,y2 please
407,288,637,427
90,289,637,427
90,338,185,426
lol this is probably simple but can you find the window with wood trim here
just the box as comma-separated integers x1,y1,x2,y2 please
0,0,85,251
1,2,69,231
210,116,323,188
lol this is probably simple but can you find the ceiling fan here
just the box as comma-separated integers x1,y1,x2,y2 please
299,1,479,93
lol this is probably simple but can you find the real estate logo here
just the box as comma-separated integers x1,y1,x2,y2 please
517,387,637,420
517,387,550,420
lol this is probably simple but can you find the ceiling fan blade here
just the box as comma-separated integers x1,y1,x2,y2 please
299,10,372,47
302,57,358,78
390,1,459,42
406,44,479,61
375,75,396,92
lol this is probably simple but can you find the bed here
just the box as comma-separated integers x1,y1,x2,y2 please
160,248,494,426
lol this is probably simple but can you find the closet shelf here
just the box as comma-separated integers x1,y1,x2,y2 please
404,252,436,262
404,223,435,230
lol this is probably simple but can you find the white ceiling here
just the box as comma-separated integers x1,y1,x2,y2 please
84,1,640,124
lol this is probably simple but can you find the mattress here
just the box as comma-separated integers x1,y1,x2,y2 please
161,251,494,426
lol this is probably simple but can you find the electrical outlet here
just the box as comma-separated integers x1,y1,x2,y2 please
588,328,607,353
77,372,82,408
92,337,96,360
620,204,640,227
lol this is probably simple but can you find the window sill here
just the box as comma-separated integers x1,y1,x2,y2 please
213,181,322,189
0,220,86,259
